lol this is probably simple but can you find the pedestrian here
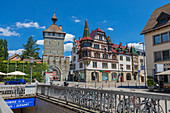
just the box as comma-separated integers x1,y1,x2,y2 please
34,78,39,84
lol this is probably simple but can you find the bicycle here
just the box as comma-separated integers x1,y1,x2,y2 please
136,98,164,113
117,96,139,113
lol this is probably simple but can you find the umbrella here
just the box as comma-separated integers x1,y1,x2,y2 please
0,72,6,75
7,71,27,75
155,70,170,75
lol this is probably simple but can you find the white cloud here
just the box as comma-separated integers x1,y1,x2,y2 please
72,16,81,23
8,49,24,56
127,42,145,50
64,33,75,42
103,20,107,23
107,27,114,31
64,43,73,52
16,21,45,29
74,19,81,23
72,16,76,18
0,27,20,36
36,40,44,45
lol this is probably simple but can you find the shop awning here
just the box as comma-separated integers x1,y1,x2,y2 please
155,70,170,75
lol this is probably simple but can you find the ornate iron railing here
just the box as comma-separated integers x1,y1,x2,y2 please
37,85,170,113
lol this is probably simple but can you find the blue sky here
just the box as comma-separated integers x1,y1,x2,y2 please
0,0,169,58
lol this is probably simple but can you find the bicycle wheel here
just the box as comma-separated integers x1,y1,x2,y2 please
153,104,164,113
136,103,146,113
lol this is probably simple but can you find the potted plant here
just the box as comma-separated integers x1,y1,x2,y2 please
147,76,155,91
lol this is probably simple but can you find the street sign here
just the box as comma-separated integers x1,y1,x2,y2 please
5,98,35,109
138,70,140,73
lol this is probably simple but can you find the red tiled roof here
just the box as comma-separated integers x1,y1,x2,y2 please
90,28,104,39
81,37,93,41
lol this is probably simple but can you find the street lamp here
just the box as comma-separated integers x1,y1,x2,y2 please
120,66,124,87
139,42,146,87
30,57,34,83
94,70,97,88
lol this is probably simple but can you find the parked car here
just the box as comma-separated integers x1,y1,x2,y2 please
4,79,26,85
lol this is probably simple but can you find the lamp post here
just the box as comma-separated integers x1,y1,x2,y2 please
120,66,124,87
30,57,34,83
139,42,146,87
94,70,97,88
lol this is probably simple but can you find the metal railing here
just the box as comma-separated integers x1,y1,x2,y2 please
37,85,170,113
0,96,13,113
0,85,36,98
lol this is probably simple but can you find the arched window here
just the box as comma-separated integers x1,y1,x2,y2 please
126,73,131,80
112,73,117,80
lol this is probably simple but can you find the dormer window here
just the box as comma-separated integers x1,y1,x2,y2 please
156,12,170,25
160,18,167,24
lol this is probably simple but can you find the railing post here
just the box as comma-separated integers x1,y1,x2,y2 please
115,94,117,113
100,93,103,112
110,94,113,113
133,96,136,113
128,96,131,113
103,93,106,111
165,100,168,113
123,95,125,113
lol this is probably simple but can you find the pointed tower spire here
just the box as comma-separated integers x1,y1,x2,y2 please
83,19,90,38
52,9,57,24
81,19,93,41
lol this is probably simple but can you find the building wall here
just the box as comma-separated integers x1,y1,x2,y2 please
44,38,64,56
144,26,170,76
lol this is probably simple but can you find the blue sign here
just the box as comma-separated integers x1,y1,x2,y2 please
5,98,35,109
138,70,140,73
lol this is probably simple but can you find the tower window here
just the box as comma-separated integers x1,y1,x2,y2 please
49,41,51,44
58,42,59,45
50,50,51,54
57,51,58,54
53,33,55,36
99,36,102,40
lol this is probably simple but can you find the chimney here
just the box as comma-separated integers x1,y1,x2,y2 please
59,25,62,31
92,30,94,32
79,37,81,41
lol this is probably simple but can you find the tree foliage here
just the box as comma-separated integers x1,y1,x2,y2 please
0,39,8,59
21,36,40,59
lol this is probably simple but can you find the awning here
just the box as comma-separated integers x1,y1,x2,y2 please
7,71,27,75
155,70,170,75
0,72,6,75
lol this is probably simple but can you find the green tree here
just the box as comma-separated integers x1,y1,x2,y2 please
3,39,8,60
21,36,40,59
0,57,6,73
0,39,5,58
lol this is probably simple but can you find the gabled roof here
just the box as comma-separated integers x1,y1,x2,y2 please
141,3,170,35
130,46,137,54
9,53,21,60
90,27,104,39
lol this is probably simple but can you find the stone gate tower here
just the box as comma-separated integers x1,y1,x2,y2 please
42,11,70,81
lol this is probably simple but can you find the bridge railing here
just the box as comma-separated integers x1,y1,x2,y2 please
37,85,170,113
0,85,36,98
0,96,13,113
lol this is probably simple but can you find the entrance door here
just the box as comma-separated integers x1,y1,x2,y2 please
91,72,95,81
102,72,108,81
